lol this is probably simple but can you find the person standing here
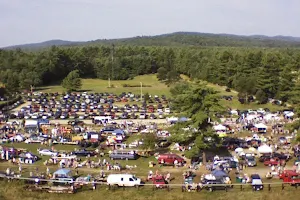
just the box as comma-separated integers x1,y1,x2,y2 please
18,164,22,174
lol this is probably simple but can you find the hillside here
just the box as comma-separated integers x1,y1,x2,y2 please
3,32,300,50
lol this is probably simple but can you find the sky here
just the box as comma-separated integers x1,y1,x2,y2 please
0,0,300,47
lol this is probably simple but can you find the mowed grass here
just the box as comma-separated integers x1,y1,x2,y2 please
0,181,300,200
39,75,170,97
205,82,283,112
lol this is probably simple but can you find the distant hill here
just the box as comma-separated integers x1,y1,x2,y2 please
4,40,83,50
3,32,300,50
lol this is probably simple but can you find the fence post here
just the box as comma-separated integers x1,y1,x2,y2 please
268,184,271,191
240,185,243,191
123,184,125,190
282,184,284,190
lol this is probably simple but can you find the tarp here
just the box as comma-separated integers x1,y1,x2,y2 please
212,170,228,178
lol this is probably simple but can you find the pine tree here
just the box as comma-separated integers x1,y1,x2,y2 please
61,70,82,92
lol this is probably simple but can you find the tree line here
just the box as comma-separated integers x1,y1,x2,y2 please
0,45,300,106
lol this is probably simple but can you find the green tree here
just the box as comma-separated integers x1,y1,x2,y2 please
169,81,223,158
144,92,150,103
140,133,158,154
256,89,268,104
61,70,82,92
157,67,167,81
19,71,41,91
170,82,222,129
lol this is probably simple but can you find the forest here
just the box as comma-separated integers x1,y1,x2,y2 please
0,43,300,107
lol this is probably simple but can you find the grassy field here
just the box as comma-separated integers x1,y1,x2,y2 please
39,75,170,97
205,82,283,111
0,180,299,200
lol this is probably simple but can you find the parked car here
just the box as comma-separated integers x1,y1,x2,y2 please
107,174,141,187
38,149,58,157
251,174,263,191
71,149,96,157
245,155,257,167
263,158,282,166
157,154,185,166
203,179,229,192
152,175,169,189
109,150,138,160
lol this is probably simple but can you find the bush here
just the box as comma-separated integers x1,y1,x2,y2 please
225,87,231,92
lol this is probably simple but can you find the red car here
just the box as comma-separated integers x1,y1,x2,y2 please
157,154,185,166
263,158,283,166
152,175,168,189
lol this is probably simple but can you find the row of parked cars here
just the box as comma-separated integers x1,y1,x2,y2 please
9,93,172,120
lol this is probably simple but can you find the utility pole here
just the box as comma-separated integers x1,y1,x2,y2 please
111,44,115,81
108,44,114,88
140,82,143,102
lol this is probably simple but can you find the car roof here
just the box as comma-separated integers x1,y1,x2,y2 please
251,174,261,179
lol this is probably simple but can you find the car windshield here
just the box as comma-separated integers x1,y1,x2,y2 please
132,176,137,180
247,157,255,161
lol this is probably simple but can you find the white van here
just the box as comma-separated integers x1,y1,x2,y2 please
107,174,141,187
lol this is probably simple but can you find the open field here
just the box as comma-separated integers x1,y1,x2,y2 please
0,181,300,200
39,75,170,97
205,82,283,111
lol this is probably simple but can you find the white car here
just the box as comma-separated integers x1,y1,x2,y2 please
38,149,58,156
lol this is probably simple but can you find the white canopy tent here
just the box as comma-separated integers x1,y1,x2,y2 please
264,114,280,121
258,144,273,154
254,123,267,129
213,124,227,131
